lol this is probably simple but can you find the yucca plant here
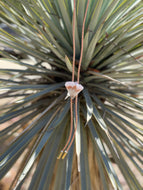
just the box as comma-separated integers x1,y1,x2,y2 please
0,0,143,189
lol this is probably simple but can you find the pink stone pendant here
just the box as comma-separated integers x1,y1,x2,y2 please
65,81,84,99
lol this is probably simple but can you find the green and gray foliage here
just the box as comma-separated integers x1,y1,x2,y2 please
0,0,143,189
